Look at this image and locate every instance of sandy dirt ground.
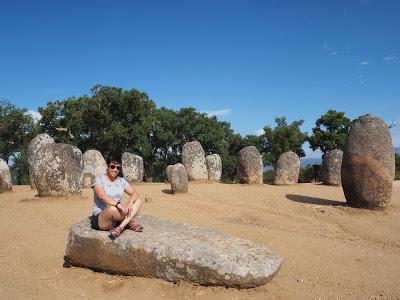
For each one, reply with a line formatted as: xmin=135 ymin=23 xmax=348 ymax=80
xmin=1 ymin=181 xmax=400 ymax=300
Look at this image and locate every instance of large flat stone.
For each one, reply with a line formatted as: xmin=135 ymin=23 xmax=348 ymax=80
xmin=64 ymin=215 xmax=282 ymax=288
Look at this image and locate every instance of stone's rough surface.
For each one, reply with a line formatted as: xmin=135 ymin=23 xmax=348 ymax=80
xmin=321 ymin=149 xmax=343 ymax=186
xmin=274 ymin=151 xmax=300 ymax=185
xmin=237 ymin=146 xmax=263 ymax=184
xmin=206 ymin=154 xmax=222 ymax=181
xmin=64 ymin=215 xmax=282 ymax=288
xmin=28 ymin=133 xmax=55 ymax=189
xmin=341 ymin=116 xmax=395 ymax=209
xmin=165 ymin=165 xmax=174 ymax=182
xmin=32 ymin=143 xmax=83 ymax=197
xmin=0 ymin=159 xmax=12 ymax=192
xmin=170 ymin=163 xmax=189 ymax=193
xmin=182 ymin=141 xmax=208 ymax=181
xmin=122 ymin=152 xmax=144 ymax=183
xmin=82 ymin=150 xmax=107 ymax=188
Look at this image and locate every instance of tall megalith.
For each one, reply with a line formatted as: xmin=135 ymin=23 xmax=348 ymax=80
xmin=341 ymin=116 xmax=395 ymax=209
xmin=28 ymin=133 xmax=54 ymax=189
xmin=32 ymin=143 xmax=83 ymax=197
xmin=237 ymin=146 xmax=263 ymax=184
xmin=182 ymin=141 xmax=208 ymax=181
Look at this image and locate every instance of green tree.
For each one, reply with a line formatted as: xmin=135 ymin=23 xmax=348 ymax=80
xmin=261 ymin=117 xmax=308 ymax=166
xmin=395 ymin=153 xmax=400 ymax=180
xmin=0 ymin=100 xmax=38 ymax=184
xmin=308 ymin=110 xmax=352 ymax=155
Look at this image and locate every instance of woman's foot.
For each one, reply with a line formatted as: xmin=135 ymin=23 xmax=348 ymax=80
xmin=110 ymin=226 xmax=124 ymax=239
xmin=125 ymin=221 xmax=143 ymax=232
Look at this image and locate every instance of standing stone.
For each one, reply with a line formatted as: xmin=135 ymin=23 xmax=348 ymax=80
xmin=65 ymin=215 xmax=282 ymax=288
xmin=341 ymin=116 xmax=395 ymax=209
xmin=321 ymin=149 xmax=343 ymax=185
xmin=32 ymin=143 xmax=83 ymax=197
xmin=0 ymin=159 xmax=12 ymax=192
xmin=82 ymin=150 xmax=107 ymax=188
xmin=182 ymin=141 xmax=208 ymax=181
xmin=165 ymin=165 xmax=174 ymax=182
xmin=237 ymin=146 xmax=263 ymax=184
xmin=206 ymin=154 xmax=222 ymax=181
xmin=28 ymin=133 xmax=55 ymax=189
xmin=274 ymin=151 xmax=300 ymax=185
xmin=122 ymin=152 xmax=144 ymax=183
xmin=170 ymin=163 xmax=188 ymax=193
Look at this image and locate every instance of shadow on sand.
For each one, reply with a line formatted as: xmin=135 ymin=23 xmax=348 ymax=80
xmin=161 ymin=189 xmax=173 ymax=194
xmin=286 ymin=194 xmax=346 ymax=207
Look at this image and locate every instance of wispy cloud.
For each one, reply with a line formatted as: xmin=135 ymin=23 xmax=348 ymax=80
xmin=26 ymin=110 xmax=42 ymax=123
xmin=359 ymin=61 xmax=369 ymax=66
xmin=255 ymin=128 xmax=264 ymax=136
xmin=204 ymin=108 xmax=231 ymax=117
xmin=383 ymin=55 xmax=396 ymax=62
xmin=331 ymin=51 xmax=338 ymax=56
xmin=322 ymin=42 xmax=329 ymax=51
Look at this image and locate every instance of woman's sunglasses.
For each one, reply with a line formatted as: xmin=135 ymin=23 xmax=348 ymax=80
xmin=109 ymin=164 xmax=121 ymax=171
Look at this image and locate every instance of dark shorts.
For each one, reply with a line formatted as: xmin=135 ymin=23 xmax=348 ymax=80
xmin=90 ymin=214 xmax=100 ymax=230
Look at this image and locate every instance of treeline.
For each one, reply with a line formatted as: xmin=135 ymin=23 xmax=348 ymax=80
xmin=1 ymin=85 xmax=398 ymax=184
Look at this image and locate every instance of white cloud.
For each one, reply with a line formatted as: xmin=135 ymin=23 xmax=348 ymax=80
xmin=331 ymin=51 xmax=338 ymax=56
xmin=383 ymin=55 xmax=396 ymax=62
xmin=26 ymin=110 xmax=42 ymax=122
xmin=359 ymin=61 xmax=369 ymax=66
xmin=255 ymin=128 xmax=264 ymax=136
xmin=322 ymin=42 xmax=329 ymax=51
xmin=204 ymin=108 xmax=231 ymax=117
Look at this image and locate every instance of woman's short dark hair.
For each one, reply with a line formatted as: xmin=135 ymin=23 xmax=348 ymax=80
xmin=106 ymin=152 xmax=122 ymax=165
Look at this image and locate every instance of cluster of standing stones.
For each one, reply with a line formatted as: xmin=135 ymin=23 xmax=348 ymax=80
xmin=1 ymin=115 xmax=396 ymax=287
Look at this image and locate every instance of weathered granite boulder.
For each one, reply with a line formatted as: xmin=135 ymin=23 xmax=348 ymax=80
xmin=341 ymin=116 xmax=395 ymax=209
xmin=32 ymin=143 xmax=83 ymax=197
xmin=28 ymin=133 xmax=55 ymax=189
xmin=237 ymin=146 xmax=263 ymax=184
xmin=82 ymin=150 xmax=107 ymax=188
xmin=0 ymin=159 xmax=12 ymax=192
xmin=170 ymin=163 xmax=188 ymax=193
xmin=321 ymin=149 xmax=343 ymax=186
xmin=182 ymin=141 xmax=208 ymax=181
xmin=64 ymin=215 xmax=282 ymax=288
xmin=206 ymin=154 xmax=222 ymax=181
xmin=122 ymin=152 xmax=144 ymax=183
xmin=274 ymin=151 xmax=300 ymax=185
xmin=165 ymin=165 xmax=174 ymax=182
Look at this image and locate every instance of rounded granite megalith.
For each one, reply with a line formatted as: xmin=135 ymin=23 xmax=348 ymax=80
xmin=321 ymin=149 xmax=343 ymax=186
xmin=206 ymin=154 xmax=222 ymax=181
xmin=182 ymin=141 xmax=208 ymax=181
xmin=0 ymin=159 xmax=12 ymax=192
xmin=341 ymin=116 xmax=395 ymax=209
xmin=237 ymin=146 xmax=263 ymax=184
xmin=170 ymin=163 xmax=188 ymax=193
xmin=32 ymin=143 xmax=83 ymax=197
xmin=64 ymin=215 xmax=282 ymax=288
xmin=274 ymin=151 xmax=300 ymax=185
xmin=82 ymin=150 xmax=107 ymax=188
xmin=122 ymin=152 xmax=144 ymax=183
xmin=165 ymin=164 xmax=174 ymax=182
xmin=28 ymin=133 xmax=55 ymax=189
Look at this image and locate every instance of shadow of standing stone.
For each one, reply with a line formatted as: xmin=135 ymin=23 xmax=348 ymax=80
xmin=64 ymin=215 xmax=282 ymax=288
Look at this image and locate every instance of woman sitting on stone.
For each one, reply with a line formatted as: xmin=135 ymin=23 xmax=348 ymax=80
xmin=90 ymin=153 xmax=143 ymax=238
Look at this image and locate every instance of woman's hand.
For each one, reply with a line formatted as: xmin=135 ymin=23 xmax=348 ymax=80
xmin=117 ymin=203 xmax=130 ymax=216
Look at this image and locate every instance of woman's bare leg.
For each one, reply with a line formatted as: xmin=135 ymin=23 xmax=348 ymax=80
xmin=117 ymin=198 xmax=142 ymax=229
xmin=98 ymin=206 xmax=124 ymax=230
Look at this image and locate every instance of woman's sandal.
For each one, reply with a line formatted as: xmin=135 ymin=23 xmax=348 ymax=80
xmin=110 ymin=226 xmax=124 ymax=239
xmin=125 ymin=221 xmax=143 ymax=232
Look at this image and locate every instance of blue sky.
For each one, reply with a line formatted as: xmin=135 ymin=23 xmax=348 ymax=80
xmin=1 ymin=0 xmax=399 ymax=156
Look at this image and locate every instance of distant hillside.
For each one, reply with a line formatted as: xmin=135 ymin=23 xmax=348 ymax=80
xmin=395 ymin=147 xmax=400 ymax=154
xmin=300 ymin=157 xmax=322 ymax=167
